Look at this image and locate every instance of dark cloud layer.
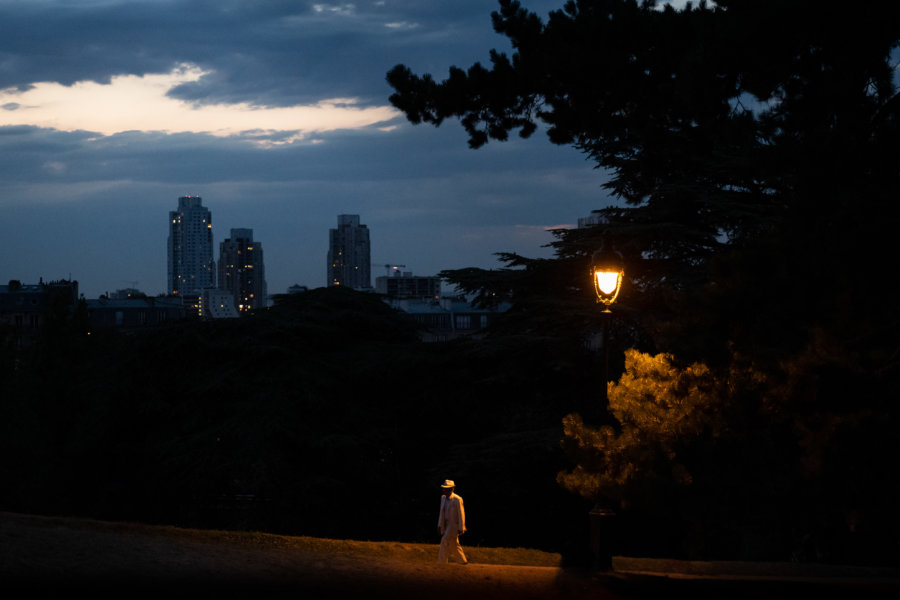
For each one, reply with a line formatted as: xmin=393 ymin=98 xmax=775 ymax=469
xmin=1 ymin=0 xmax=534 ymax=106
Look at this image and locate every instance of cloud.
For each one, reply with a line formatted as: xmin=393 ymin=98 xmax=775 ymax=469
xmin=385 ymin=21 xmax=419 ymax=30
xmin=0 ymin=0 xmax=524 ymax=107
xmin=42 ymin=160 xmax=67 ymax=174
xmin=311 ymin=3 xmax=357 ymax=17
xmin=0 ymin=63 xmax=399 ymax=143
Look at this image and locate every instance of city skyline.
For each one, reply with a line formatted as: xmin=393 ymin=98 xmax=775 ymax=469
xmin=0 ymin=1 xmax=636 ymax=299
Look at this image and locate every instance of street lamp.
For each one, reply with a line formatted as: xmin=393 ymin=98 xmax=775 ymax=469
xmin=590 ymin=237 xmax=624 ymax=408
xmin=588 ymin=235 xmax=625 ymax=572
xmin=590 ymin=243 xmax=624 ymax=312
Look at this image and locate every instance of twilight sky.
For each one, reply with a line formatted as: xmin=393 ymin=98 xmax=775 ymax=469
xmin=0 ymin=0 xmax=675 ymax=299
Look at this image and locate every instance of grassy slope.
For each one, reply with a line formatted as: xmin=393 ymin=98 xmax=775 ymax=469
xmin=3 ymin=511 xmax=562 ymax=568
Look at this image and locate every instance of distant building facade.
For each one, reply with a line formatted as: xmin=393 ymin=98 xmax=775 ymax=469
xmin=218 ymin=228 xmax=267 ymax=312
xmin=384 ymin=296 xmax=510 ymax=342
xmin=200 ymin=289 xmax=240 ymax=319
xmin=376 ymin=271 xmax=441 ymax=299
xmin=86 ymin=296 xmax=186 ymax=329
xmin=327 ymin=214 xmax=371 ymax=290
xmin=1 ymin=278 xmax=80 ymax=343
xmin=168 ymin=195 xmax=216 ymax=302
xmin=109 ymin=288 xmax=146 ymax=300
xmin=578 ymin=211 xmax=608 ymax=229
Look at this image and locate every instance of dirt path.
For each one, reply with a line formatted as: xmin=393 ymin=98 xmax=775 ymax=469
xmin=0 ymin=512 xmax=615 ymax=599
xmin=9 ymin=512 xmax=897 ymax=599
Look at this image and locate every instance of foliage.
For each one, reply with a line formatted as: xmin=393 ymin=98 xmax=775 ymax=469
xmin=388 ymin=1 xmax=900 ymax=562
xmin=388 ymin=0 xmax=900 ymax=364
xmin=558 ymin=347 xmax=900 ymax=562
xmin=439 ymin=252 xmax=610 ymax=341
xmin=559 ymin=350 xmax=726 ymax=502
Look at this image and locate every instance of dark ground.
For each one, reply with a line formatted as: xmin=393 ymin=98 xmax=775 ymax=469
xmin=3 ymin=512 xmax=899 ymax=599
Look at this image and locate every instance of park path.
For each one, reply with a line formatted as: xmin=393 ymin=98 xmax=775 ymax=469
xmin=5 ymin=512 xmax=899 ymax=599
xmin=0 ymin=512 xmax=615 ymax=599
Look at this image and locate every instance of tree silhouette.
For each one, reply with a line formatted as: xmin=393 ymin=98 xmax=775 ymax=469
xmin=388 ymin=0 xmax=899 ymax=361
xmin=389 ymin=0 xmax=900 ymax=562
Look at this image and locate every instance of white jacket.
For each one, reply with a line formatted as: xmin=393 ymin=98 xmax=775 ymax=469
xmin=438 ymin=492 xmax=466 ymax=534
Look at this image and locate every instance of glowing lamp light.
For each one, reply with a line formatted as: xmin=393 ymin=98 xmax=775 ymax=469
xmin=590 ymin=243 xmax=624 ymax=312
xmin=595 ymin=271 xmax=622 ymax=297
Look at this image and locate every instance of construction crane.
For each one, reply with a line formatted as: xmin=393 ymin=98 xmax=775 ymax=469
xmin=373 ymin=264 xmax=406 ymax=276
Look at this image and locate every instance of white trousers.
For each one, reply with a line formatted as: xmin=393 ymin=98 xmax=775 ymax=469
xmin=438 ymin=527 xmax=467 ymax=564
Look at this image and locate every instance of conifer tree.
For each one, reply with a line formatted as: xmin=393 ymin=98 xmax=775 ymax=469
xmin=389 ymin=0 xmax=900 ymax=561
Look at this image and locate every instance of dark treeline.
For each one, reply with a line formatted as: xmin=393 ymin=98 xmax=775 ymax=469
xmin=2 ymin=282 xmax=898 ymax=565
xmin=0 ymin=287 xmax=598 ymax=563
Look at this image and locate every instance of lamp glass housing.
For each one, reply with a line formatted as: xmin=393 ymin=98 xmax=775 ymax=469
xmin=592 ymin=268 xmax=623 ymax=307
xmin=595 ymin=271 xmax=622 ymax=296
xmin=590 ymin=247 xmax=624 ymax=309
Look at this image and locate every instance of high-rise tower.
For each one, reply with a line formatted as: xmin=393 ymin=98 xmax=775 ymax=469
xmin=327 ymin=214 xmax=371 ymax=290
xmin=167 ymin=195 xmax=215 ymax=300
xmin=218 ymin=228 xmax=267 ymax=312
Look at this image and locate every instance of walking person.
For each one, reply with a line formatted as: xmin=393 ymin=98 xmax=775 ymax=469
xmin=437 ymin=479 xmax=467 ymax=564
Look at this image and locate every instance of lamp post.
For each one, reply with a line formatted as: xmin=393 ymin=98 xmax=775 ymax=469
xmin=590 ymin=237 xmax=625 ymax=407
xmin=588 ymin=234 xmax=625 ymax=572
